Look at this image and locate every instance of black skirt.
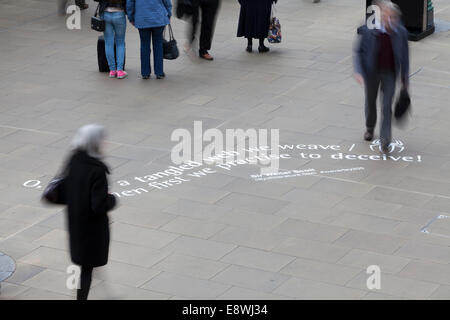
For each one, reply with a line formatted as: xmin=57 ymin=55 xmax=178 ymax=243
xmin=237 ymin=0 xmax=273 ymax=39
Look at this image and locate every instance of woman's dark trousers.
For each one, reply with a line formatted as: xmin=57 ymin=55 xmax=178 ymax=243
xmin=77 ymin=266 xmax=94 ymax=300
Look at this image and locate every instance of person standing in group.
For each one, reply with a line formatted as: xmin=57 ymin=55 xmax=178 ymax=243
xmin=237 ymin=0 xmax=277 ymax=53
xmin=353 ymin=0 xmax=409 ymax=153
xmin=98 ymin=0 xmax=128 ymax=79
xmin=127 ymin=0 xmax=172 ymax=79
xmin=61 ymin=124 xmax=117 ymax=300
xmin=187 ymin=0 xmax=221 ymax=61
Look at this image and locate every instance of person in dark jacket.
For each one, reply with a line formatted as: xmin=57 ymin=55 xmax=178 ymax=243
xmin=237 ymin=0 xmax=277 ymax=53
xmin=62 ymin=124 xmax=117 ymax=300
xmin=353 ymin=0 xmax=409 ymax=153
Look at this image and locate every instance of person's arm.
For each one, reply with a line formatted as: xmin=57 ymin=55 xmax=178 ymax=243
xmin=163 ymin=0 xmax=173 ymax=18
xmin=90 ymin=171 xmax=116 ymax=215
xmin=353 ymin=27 xmax=366 ymax=85
xmin=401 ymin=28 xmax=410 ymax=89
xmin=126 ymin=0 xmax=136 ymax=25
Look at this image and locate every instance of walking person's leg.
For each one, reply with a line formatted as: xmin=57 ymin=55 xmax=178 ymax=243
xmin=151 ymin=26 xmax=165 ymax=78
xmin=364 ymin=75 xmax=380 ymax=141
xmin=75 ymin=0 xmax=88 ymax=10
xmin=379 ymin=71 xmax=396 ymax=150
xmin=139 ymin=28 xmax=152 ymax=78
xmin=103 ymin=12 xmax=117 ymax=77
xmin=113 ymin=12 xmax=127 ymax=78
xmin=77 ymin=266 xmax=94 ymax=300
xmin=199 ymin=0 xmax=220 ymax=59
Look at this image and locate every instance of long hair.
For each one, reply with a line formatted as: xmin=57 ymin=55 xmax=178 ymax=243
xmin=71 ymin=124 xmax=106 ymax=158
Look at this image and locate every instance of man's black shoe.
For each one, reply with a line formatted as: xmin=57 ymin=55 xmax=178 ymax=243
xmin=364 ymin=130 xmax=374 ymax=141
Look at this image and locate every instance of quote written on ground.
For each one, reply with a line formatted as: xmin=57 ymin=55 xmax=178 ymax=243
xmin=22 ymin=140 xmax=423 ymax=199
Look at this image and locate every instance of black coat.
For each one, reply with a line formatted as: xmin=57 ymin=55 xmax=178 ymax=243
xmin=62 ymin=150 xmax=116 ymax=267
xmin=237 ymin=0 xmax=276 ymax=39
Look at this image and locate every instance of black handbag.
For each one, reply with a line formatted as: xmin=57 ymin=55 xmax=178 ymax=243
xmin=394 ymin=88 xmax=411 ymax=119
xmin=91 ymin=4 xmax=105 ymax=32
xmin=42 ymin=176 xmax=66 ymax=204
xmin=163 ymin=24 xmax=179 ymax=60
xmin=42 ymin=160 xmax=69 ymax=205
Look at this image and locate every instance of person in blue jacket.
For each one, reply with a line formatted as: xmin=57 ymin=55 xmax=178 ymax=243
xmin=127 ymin=0 xmax=172 ymax=79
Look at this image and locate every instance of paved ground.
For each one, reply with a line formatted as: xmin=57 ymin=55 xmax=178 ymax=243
xmin=1 ymin=0 xmax=450 ymax=300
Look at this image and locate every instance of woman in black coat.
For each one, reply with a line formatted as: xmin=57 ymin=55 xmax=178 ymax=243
xmin=62 ymin=124 xmax=116 ymax=300
xmin=237 ymin=0 xmax=277 ymax=53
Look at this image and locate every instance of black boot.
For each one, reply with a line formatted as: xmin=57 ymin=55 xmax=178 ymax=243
xmin=246 ymin=38 xmax=252 ymax=53
xmin=258 ymin=38 xmax=269 ymax=53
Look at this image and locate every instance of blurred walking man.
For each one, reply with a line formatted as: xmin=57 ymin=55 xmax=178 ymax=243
xmin=353 ymin=0 xmax=409 ymax=153
xmin=188 ymin=0 xmax=221 ymax=61
xmin=58 ymin=0 xmax=88 ymax=15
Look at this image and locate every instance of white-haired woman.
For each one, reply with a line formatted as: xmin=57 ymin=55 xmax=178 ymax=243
xmin=62 ymin=124 xmax=116 ymax=300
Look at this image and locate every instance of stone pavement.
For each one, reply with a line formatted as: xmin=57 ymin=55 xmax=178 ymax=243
xmin=1 ymin=0 xmax=450 ymax=300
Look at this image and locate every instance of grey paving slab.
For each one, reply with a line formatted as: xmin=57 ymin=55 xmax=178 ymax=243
xmin=110 ymin=222 xmax=179 ymax=250
xmin=217 ymin=286 xmax=291 ymax=300
xmin=141 ymin=272 xmax=230 ymax=299
xmin=273 ymin=237 xmax=351 ymax=263
xmin=337 ymin=249 xmax=411 ymax=274
xmin=272 ymin=277 xmax=367 ymax=300
xmin=211 ymin=226 xmax=287 ymax=251
xmin=152 ymin=253 xmax=228 ymax=280
xmin=89 ymin=282 xmax=171 ymax=300
xmin=220 ymin=247 xmax=295 ymax=273
xmin=215 ymin=192 xmax=290 ymax=214
xmin=428 ymin=285 xmax=450 ymax=300
xmin=212 ymin=265 xmax=289 ymax=293
xmin=160 ymin=216 xmax=227 ymax=239
xmin=394 ymin=241 xmax=450 ymax=264
xmin=333 ymin=230 xmax=407 ymax=255
xmin=398 ymin=260 xmax=450 ymax=286
xmin=346 ymin=271 xmax=439 ymax=300
xmin=279 ymin=257 xmax=361 ymax=286
xmin=5 ymin=262 xmax=44 ymax=285
xmin=272 ymin=218 xmax=348 ymax=243
xmin=162 ymin=235 xmax=236 ymax=261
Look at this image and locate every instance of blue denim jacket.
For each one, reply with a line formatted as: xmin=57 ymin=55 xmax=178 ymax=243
xmin=126 ymin=0 xmax=172 ymax=29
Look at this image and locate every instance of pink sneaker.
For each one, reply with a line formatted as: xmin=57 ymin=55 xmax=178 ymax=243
xmin=117 ymin=70 xmax=128 ymax=79
xmin=109 ymin=70 xmax=117 ymax=78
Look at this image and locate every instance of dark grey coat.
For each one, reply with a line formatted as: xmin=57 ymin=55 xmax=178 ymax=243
xmin=354 ymin=24 xmax=410 ymax=86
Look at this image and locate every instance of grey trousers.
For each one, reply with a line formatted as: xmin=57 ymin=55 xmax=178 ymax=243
xmin=364 ymin=71 xmax=396 ymax=143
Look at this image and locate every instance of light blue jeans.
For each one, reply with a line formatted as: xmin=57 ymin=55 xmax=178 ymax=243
xmin=102 ymin=11 xmax=126 ymax=71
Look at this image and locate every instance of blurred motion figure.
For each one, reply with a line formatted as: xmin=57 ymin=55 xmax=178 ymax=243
xmin=58 ymin=0 xmax=89 ymax=15
xmin=353 ymin=0 xmax=409 ymax=153
xmin=62 ymin=125 xmax=117 ymax=300
xmin=186 ymin=0 xmax=221 ymax=61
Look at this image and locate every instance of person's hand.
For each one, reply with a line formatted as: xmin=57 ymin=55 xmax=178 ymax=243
xmin=354 ymin=73 xmax=364 ymax=86
xmin=130 ymin=21 xmax=135 ymax=26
